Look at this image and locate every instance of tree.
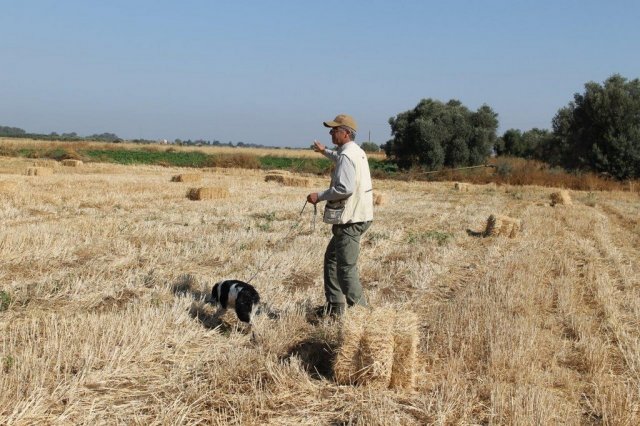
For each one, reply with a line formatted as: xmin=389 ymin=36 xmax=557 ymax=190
xmin=360 ymin=141 xmax=380 ymax=152
xmin=552 ymin=74 xmax=640 ymax=179
xmin=0 ymin=126 xmax=26 ymax=136
xmin=497 ymin=128 xmax=553 ymax=159
xmin=385 ymin=99 xmax=498 ymax=170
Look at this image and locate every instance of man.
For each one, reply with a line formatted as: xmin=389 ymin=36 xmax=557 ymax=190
xmin=307 ymin=114 xmax=374 ymax=316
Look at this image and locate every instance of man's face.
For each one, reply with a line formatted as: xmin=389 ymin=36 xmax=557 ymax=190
xmin=329 ymin=127 xmax=349 ymax=146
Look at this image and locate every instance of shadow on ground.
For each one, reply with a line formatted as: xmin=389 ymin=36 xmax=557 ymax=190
xmin=171 ymin=274 xmax=209 ymax=301
xmin=281 ymin=337 xmax=337 ymax=380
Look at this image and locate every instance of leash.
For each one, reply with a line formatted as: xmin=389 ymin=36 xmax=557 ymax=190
xmin=300 ymin=200 xmax=317 ymax=232
xmin=245 ymin=200 xmax=317 ymax=284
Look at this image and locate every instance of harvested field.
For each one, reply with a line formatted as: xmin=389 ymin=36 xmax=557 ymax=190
xmin=1 ymin=158 xmax=639 ymax=424
xmin=24 ymin=167 xmax=53 ymax=176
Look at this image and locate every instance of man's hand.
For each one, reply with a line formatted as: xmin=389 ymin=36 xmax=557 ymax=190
xmin=306 ymin=192 xmax=319 ymax=205
xmin=311 ymin=140 xmax=326 ymax=153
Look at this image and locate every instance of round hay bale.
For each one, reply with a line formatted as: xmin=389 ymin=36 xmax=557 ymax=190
xmin=484 ymin=214 xmax=522 ymax=238
xmin=550 ymin=190 xmax=572 ymax=206
xmin=186 ymin=186 xmax=229 ymax=201
xmin=25 ymin=167 xmax=53 ymax=176
xmin=373 ymin=192 xmax=386 ymax=206
xmin=62 ymin=159 xmax=83 ymax=167
xmin=389 ymin=312 xmax=419 ymax=390
xmin=171 ymin=173 xmax=202 ymax=183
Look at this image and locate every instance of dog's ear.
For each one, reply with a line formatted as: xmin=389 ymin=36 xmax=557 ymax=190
xmin=211 ymin=283 xmax=219 ymax=302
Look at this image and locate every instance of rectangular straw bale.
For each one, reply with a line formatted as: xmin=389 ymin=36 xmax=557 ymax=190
xmin=389 ymin=312 xmax=419 ymax=390
xmin=171 ymin=173 xmax=202 ymax=183
xmin=265 ymin=174 xmax=311 ymax=187
xmin=373 ymin=191 xmax=386 ymax=206
xmin=484 ymin=214 xmax=521 ymax=238
xmin=454 ymin=182 xmax=470 ymax=192
xmin=25 ymin=167 xmax=53 ymax=176
xmin=356 ymin=307 xmax=396 ymax=389
xmin=62 ymin=159 xmax=83 ymax=167
xmin=550 ymin=190 xmax=572 ymax=206
xmin=0 ymin=181 xmax=17 ymax=192
xmin=187 ymin=186 xmax=229 ymax=200
xmin=333 ymin=306 xmax=369 ymax=385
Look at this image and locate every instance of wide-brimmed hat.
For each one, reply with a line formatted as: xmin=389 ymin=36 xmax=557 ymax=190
xmin=323 ymin=114 xmax=357 ymax=131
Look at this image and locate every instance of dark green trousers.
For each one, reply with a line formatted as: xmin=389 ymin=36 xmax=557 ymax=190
xmin=324 ymin=221 xmax=372 ymax=311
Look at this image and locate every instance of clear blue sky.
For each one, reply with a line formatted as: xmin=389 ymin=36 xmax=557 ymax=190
xmin=2 ymin=1 xmax=639 ymax=147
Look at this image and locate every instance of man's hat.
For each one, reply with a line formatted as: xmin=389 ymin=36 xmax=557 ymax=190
xmin=323 ymin=114 xmax=357 ymax=131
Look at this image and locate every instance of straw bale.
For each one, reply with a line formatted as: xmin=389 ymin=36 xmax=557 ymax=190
xmin=187 ymin=186 xmax=229 ymax=201
xmin=357 ymin=307 xmax=396 ymax=388
xmin=0 ymin=181 xmax=17 ymax=192
xmin=171 ymin=173 xmax=202 ymax=183
xmin=264 ymin=174 xmax=311 ymax=187
xmin=389 ymin=312 xmax=419 ymax=390
xmin=484 ymin=214 xmax=521 ymax=238
xmin=454 ymin=182 xmax=470 ymax=192
xmin=550 ymin=190 xmax=572 ymax=206
xmin=373 ymin=192 xmax=386 ymax=206
xmin=62 ymin=159 xmax=83 ymax=167
xmin=333 ymin=307 xmax=369 ymax=385
xmin=25 ymin=167 xmax=53 ymax=176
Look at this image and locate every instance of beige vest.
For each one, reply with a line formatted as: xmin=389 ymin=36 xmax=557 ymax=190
xmin=335 ymin=142 xmax=374 ymax=224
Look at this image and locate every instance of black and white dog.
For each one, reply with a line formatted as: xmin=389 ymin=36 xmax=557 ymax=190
xmin=209 ymin=279 xmax=261 ymax=324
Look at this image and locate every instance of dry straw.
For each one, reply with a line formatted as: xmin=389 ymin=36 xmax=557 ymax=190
xmin=333 ymin=307 xmax=368 ymax=385
xmin=32 ymin=159 xmax=59 ymax=168
xmin=0 ymin=180 xmax=17 ymax=192
xmin=484 ymin=214 xmax=522 ymax=238
xmin=390 ymin=312 xmax=419 ymax=390
xmin=186 ymin=186 xmax=229 ymax=200
xmin=25 ymin=167 xmax=53 ymax=176
xmin=264 ymin=174 xmax=311 ymax=187
xmin=454 ymin=182 xmax=470 ymax=192
xmin=550 ymin=190 xmax=572 ymax=206
xmin=334 ymin=306 xmax=419 ymax=390
xmin=373 ymin=192 xmax=386 ymax=206
xmin=62 ymin=159 xmax=83 ymax=167
xmin=171 ymin=173 xmax=202 ymax=183
xmin=357 ymin=307 xmax=396 ymax=388
xmin=265 ymin=169 xmax=291 ymax=175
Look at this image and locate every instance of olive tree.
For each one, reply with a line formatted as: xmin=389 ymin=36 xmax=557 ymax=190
xmin=385 ymin=99 xmax=498 ymax=170
xmin=552 ymin=74 xmax=640 ymax=179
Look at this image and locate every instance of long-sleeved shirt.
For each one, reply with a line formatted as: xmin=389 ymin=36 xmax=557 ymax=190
xmin=317 ymin=142 xmax=357 ymax=202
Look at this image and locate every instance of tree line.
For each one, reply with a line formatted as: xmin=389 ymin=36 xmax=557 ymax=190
xmin=0 ymin=127 xmax=273 ymax=149
xmin=383 ymin=74 xmax=639 ymax=180
xmin=3 ymin=73 xmax=638 ymax=179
